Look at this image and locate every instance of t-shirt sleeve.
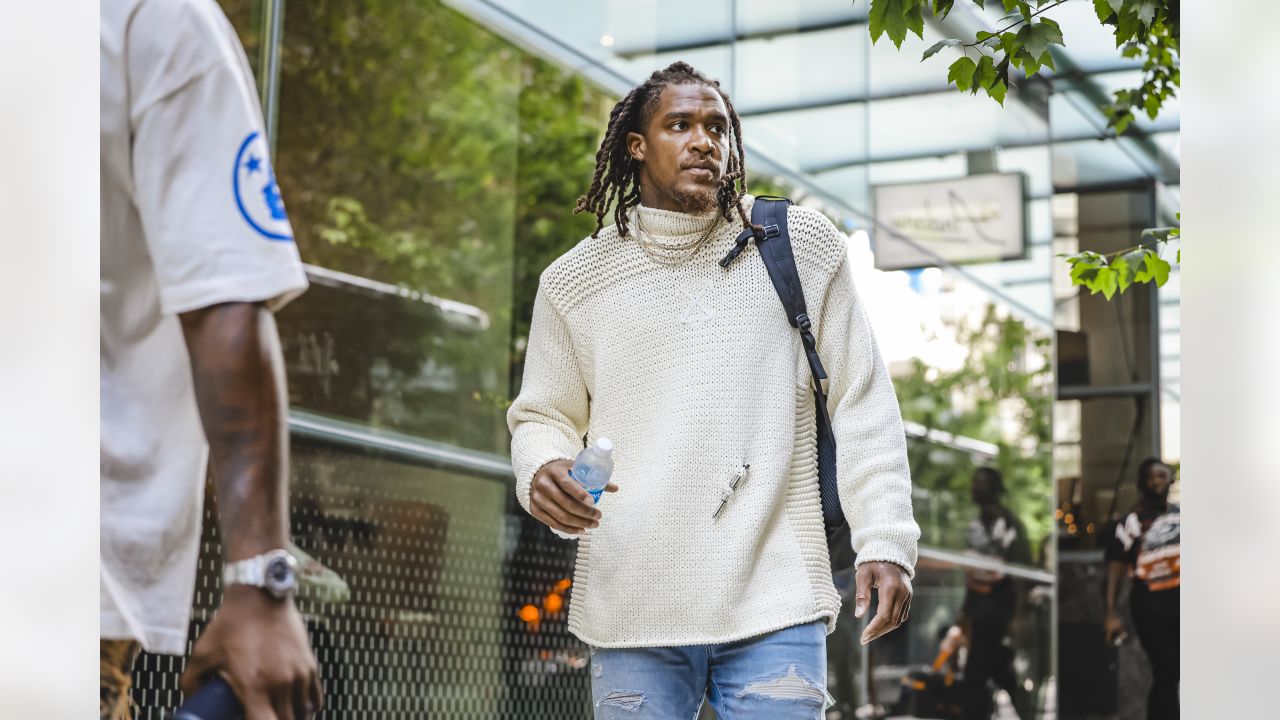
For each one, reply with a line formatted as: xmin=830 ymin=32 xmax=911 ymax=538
xmin=126 ymin=0 xmax=307 ymax=315
xmin=1104 ymin=515 xmax=1138 ymax=566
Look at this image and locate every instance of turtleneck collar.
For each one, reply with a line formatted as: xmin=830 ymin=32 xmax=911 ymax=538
xmin=631 ymin=195 xmax=755 ymax=246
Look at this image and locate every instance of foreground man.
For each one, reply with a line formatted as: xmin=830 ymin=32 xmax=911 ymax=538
xmin=509 ymin=61 xmax=919 ymax=718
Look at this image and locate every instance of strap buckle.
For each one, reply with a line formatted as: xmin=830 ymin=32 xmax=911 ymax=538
xmin=814 ymin=375 xmax=831 ymax=397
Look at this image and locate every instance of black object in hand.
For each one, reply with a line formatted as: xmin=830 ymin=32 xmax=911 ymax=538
xmin=170 ymin=676 xmax=244 ymax=720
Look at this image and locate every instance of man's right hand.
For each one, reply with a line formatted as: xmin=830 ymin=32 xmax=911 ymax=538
xmin=1104 ymin=612 xmax=1128 ymax=646
xmin=530 ymin=459 xmax=618 ymax=535
xmin=181 ymin=585 xmax=323 ymax=720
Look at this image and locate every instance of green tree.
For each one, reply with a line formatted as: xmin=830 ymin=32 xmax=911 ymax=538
xmin=867 ymin=0 xmax=1180 ymax=298
xmin=870 ymin=0 xmax=1178 ymax=128
xmin=892 ymin=303 xmax=1055 ymax=557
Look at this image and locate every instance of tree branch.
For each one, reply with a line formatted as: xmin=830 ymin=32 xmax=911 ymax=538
xmin=962 ymin=0 xmax=1069 ymax=48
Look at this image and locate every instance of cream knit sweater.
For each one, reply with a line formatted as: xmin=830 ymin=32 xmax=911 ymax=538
xmin=508 ymin=195 xmax=920 ymax=648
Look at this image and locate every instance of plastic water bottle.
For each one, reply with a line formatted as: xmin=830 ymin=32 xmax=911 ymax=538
xmin=169 ymin=676 xmax=243 ymax=720
xmin=550 ymin=438 xmax=614 ymax=540
xmin=570 ymin=438 xmax=614 ymax=503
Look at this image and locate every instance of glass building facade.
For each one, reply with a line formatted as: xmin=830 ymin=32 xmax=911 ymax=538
xmin=130 ymin=2 xmax=1179 ymax=718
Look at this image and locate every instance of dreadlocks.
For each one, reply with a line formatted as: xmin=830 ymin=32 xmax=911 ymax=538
xmin=574 ymin=61 xmax=757 ymax=239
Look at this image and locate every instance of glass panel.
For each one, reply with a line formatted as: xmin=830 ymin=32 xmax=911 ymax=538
xmin=736 ymin=0 xmax=868 ymax=34
xmin=131 ymin=439 xmax=593 ymax=718
xmin=889 ymin=299 xmax=1056 ymax=557
xmin=730 ymin=27 xmax=866 ymax=115
xmin=131 ymin=0 xmax=619 ymax=715
xmin=869 ymin=92 xmax=1048 ymax=161
xmin=272 ymin=0 xmax=532 ymax=453
xmin=847 ymin=561 xmax=1054 ymax=718
xmin=740 ymin=104 xmax=868 ymax=172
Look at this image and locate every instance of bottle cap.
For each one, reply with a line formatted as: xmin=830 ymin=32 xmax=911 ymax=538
xmin=594 ymin=438 xmax=614 ymax=454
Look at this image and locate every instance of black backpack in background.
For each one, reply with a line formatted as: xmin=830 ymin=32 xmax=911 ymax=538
xmin=719 ymin=196 xmax=856 ymax=572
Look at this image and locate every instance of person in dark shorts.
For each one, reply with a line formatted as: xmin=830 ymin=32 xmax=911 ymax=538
xmin=941 ymin=467 xmax=1031 ymax=720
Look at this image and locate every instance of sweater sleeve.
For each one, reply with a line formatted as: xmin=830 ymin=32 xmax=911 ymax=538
xmin=507 ymin=284 xmax=590 ymax=515
xmin=816 ymin=249 xmax=921 ymax=578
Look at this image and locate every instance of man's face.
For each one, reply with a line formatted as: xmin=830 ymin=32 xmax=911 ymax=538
xmin=971 ymin=474 xmax=998 ymax=506
xmin=1143 ymin=463 xmax=1173 ymax=499
xmin=627 ymin=83 xmax=730 ymax=214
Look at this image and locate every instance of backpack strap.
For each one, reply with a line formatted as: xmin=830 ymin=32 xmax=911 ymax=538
xmin=739 ymin=197 xmax=830 ymax=400
xmin=728 ymin=197 xmax=843 ymax=530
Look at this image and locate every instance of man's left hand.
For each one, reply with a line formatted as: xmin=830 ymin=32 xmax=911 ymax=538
xmin=854 ymin=561 xmax=913 ymax=645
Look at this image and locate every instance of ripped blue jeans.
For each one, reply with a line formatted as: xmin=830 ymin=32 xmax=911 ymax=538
xmin=588 ymin=620 xmax=830 ymax=719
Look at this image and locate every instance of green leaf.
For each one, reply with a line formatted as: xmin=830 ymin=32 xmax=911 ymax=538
xmin=1067 ymin=252 xmax=1105 ymax=285
xmin=987 ymin=79 xmax=1008 ymax=105
xmin=973 ymin=0 xmax=985 ymax=7
xmin=1144 ymin=92 xmax=1160 ymax=119
xmin=1136 ymin=1 xmax=1156 ymax=26
xmin=1146 ymin=253 xmax=1171 ymax=286
xmin=1176 ymin=248 xmax=1180 ymax=264
xmin=1018 ymin=24 xmax=1050 ymax=63
xmin=1113 ymin=256 xmax=1133 ymax=292
xmin=995 ymin=54 xmax=1012 ymax=86
xmin=1003 ymin=0 xmax=1019 ymax=11
xmin=869 ymin=0 xmax=918 ymax=49
xmin=948 ymin=56 xmax=978 ymax=91
xmin=905 ymin=1 xmax=926 ymax=39
xmin=1000 ymin=32 xmax=1021 ymax=55
xmin=1038 ymin=17 xmax=1064 ymax=46
xmin=1115 ymin=9 xmax=1141 ymax=45
xmin=975 ymin=55 xmax=998 ymax=91
xmin=1088 ymin=267 xmax=1119 ymax=299
xmin=922 ymin=38 xmax=962 ymax=61
xmin=1015 ymin=46 xmax=1042 ymax=76
xmin=1132 ymin=250 xmax=1171 ymax=286
xmin=1094 ymin=0 xmax=1114 ymax=22
xmin=1107 ymin=0 xmax=1124 ymax=12
xmin=1071 ymin=266 xmax=1099 ymax=287
xmin=933 ymin=0 xmax=956 ymax=19
xmin=1018 ymin=1 xmax=1033 ymax=20
xmin=1113 ymin=111 xmax=1133 ymax=133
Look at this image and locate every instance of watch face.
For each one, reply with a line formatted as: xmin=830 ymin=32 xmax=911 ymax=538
xmin=264 ymin=555 xmax=297 ymax=597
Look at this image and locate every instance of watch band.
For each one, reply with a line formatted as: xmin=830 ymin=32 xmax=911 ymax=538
xmin=223 ymin=548 xmax=295 ymax=592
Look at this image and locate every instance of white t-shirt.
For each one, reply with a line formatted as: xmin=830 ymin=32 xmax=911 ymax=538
xmin=100 ymin=0 xmax=308 ymax=654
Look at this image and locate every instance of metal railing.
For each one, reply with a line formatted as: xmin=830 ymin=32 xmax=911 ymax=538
xmin=291 ymin=410 xmax=1052 ymax=582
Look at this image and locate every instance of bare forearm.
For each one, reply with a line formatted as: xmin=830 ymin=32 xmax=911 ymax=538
xmin=1105 ymin=561 xmax=1126 ymax=614
xmin=180 ymin=302 xmax=290 ymax=562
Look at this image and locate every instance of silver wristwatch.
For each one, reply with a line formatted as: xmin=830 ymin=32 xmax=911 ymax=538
xmin=223 ymin=548 xmax=298 ymax=599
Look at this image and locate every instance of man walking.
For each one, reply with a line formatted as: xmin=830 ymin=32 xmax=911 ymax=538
xmin=1105 ymin=458 xmax=1180 ymax=720
xmin=101 ymin=1 xmax=321 ymax=717
xmin=508 ymin=62 xmax=919 ymax=718
xmin=943 ymin=467 xmax=1032 ymax=719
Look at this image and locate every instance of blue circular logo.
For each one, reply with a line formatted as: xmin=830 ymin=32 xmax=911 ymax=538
xmin=233 ymin=131 xmax=292 ymax=241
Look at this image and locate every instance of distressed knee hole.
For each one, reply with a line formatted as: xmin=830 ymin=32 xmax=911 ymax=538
xmin=598 ymin=690 xmax=646 ymax=712
xmin=736 ymin=664 xmax=825 ymax=705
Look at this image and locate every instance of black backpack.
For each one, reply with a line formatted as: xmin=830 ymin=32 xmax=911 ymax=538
xmin=719 ymin=196 xmax=856 ymax=572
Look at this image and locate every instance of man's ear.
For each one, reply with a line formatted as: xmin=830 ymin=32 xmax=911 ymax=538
xmin=626 ymin=131 xmax=645 ymax=162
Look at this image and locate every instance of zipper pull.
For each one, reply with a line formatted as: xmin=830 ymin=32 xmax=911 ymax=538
xmin=712 ymin=464 xmax=750 ymax=519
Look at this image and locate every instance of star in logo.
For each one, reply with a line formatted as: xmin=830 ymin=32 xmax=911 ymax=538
xmin=678 ymin=280 xmax=716 ymax=326
xmin=244 ymin=155 xmax=263 ymax=174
